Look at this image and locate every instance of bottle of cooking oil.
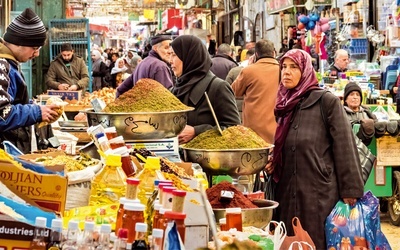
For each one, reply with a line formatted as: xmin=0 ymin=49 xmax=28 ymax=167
xmin=135 ymin=156 xmax=160 ymax=205
xmin=89 ymin=154 xmax=127 ymax=206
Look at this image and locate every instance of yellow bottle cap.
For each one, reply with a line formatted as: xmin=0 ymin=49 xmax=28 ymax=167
xmin=105 ymin=154 xmax=122 ymax=167
xmin=145 ymin=156 xmax=160 ymax=170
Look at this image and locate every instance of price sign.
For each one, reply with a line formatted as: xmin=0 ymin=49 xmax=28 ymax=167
xmin=376 ymin=136 xmax=400 ymax=166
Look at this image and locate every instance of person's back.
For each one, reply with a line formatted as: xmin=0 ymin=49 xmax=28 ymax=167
xmin=231 ymin=40 xmax=279 ymax=144
xmin=226 ymin=48 xmax=255 ymax=84
xmin=210 ymin=43 xmax=238 ymax=80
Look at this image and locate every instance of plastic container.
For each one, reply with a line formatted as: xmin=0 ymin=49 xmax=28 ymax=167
xmin=172 ymin=190 xmax=186 ymax=213
xmin=164 ymin=211 xmax=186 ymax=242
xmin=162 ymin=186 xmax=176 ymax=209
xmin=226 ymin=207 xmax=242 ymax=231
xmin=104 ymin=126 xmax=118 ymax=140
xmin=136 ymin=156 xmax=161 ymax=204
xmin=158 ymin=182 xmax=173 ymax=205
xmin=113 ymin=146 xmax=135 ymax=177
xmin=151 ymin=228 xmax=164 ymax=250
xmin=109 ymin=136 xmax=126 ymax=150
xmin=121 ymin=203 xmax=145 ymax=243
xmin=115 ymin=228 xmax=129 ymax=250
xmin=152 ymin=203 xmax=163 ymax=229
xmin=89 ymin=154 xmax=127 ymax=206
xmin=126 ymin=178 xmax=140 ymax=200
xmin=131 ymin=223 xmax=149 ymax=249
xmin=219 ymin=218 xmax=228 ymax=231
xmin=29 ymin=217 xmax=47 ymax=250
xmin=98 ymin=136 xmax=111 ymax=152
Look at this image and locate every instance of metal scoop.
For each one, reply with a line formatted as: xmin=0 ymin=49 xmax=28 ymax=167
xmin=204 ymin=92 xmax=223 ymax=135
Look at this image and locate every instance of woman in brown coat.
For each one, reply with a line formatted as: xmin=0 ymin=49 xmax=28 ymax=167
xmin=266 ymin=49 xmax=364 ymax=249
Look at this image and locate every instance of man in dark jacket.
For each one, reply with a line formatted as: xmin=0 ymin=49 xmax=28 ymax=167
xmin=329 ymin=49 xmax=349 ymax=79
xmin=116 ymin=35 xmax=173 ymax=97
xmin=46 ymin=43 xmax=89 ymax=92
xmin=210 ymin=43 xmax=238 ymax=80
xmin=0 ymin=8 xmax=60 ymax=153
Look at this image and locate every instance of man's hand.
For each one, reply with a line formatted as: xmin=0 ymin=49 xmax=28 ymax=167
xmin=40 ymin=104 xmax=60 ymax=123
xmin=343 ymin=198 xmax=357 ymax=206
xmin=178 ymin=125 xmax=195 ymax=144
xmin=58 ymin=83 xmax=69 ymax=90
xmin=68 ymin=84 xmax=78 ymax=91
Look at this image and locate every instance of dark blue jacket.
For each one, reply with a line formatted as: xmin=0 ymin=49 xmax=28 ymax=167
xmin=0 ymin=43 xmax=42 ymax=153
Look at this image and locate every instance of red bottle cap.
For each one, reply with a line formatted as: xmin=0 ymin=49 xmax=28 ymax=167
xmin=162 ymin=186 xmax=176 ymax=193
xmin=126 ymin=178 xmax=140 ymax=185
xmin=172 ymin=190 xmax=187 ymax=197
xmin=164 ymin=211 xmax=186 ymax=220
xmin=117 ymin=228 xmax=129 ymax=239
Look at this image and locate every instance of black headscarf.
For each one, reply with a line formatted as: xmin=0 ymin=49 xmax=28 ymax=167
xmin=171 ymin=35 xmax=212 ymax=100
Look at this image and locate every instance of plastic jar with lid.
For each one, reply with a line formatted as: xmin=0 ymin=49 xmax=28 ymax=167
xmin=219 ymin=218 xmax=228 ymax=231
xmin=162 ymin=186 xmax=176 ymax=209
xmin=226 ymin=207 xmax=242 ymax=231
xmin=115 ymin=197 xmax=127 ymax=234
xmin=104 ymin=126 xmax=118 ymax=140
xmin=109 ymin=136 xmax=126 ymax=150
xmin=158 ymin=182 xmax=173 ymax=205
xmin=164 ymin=211 xmax=186 ymax=243
xmin=152 ymin=202 xmax=163 ymax=229
xmin=98 ymin=136 xmax=111 ymax=152
xmin=172 ymin=190 xmax=186 ymax=213
xmin=121 ymin=203 xmax=145 ymax=243
xmin=125 ymin=178 xmax=140 ymax=200
xmin=113 ymin=146 xmax=135 ymax=177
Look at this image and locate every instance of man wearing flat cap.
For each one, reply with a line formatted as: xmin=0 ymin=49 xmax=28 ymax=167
xmin=0 ymin=8 xmax=60 ymax=153
xmin=116 ymin=34 xmax=173 ymax=97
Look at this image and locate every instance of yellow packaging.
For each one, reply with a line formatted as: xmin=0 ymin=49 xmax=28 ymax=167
xmin=63 ymin=203 xmax=119 ymax=230
xmin=0 ymin=155 xmax=68 ymax=213
xmin=89 ymin=154 xmax=126 ymax=206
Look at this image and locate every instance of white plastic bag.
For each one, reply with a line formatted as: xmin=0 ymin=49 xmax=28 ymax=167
xmin=264 ymin=220 xmax=286 ymax=250
xmin=288 ymin=241 xmax=314 ymax=250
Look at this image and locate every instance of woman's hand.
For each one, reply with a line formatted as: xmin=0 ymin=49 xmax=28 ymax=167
xmin=343 ymin=198 xmax=357 ymax=206
xmin=178 ymin=125 xmax=195 ymax=144
xmin=265 ymin=152 xmax=274 ymax=175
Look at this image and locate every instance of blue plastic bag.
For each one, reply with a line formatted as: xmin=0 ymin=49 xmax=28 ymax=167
xmin=325 ymin=191 xmax=391 ymax=249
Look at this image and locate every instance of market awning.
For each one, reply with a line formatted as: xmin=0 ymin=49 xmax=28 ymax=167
xmin=89 ymin=23 xmax=109 ymax=32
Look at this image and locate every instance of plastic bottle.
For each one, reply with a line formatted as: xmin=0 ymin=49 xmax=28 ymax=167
xmin=136 ymin=157 xmax=161 ymax=204
xmin=171 ymin=190 xmax=186 ymax=213
xmin=47 ymin=218 xmax=63 ymax=250
xmin=125 ymin=178 xmax=140 ymax=201
xmin=152 ymin=203 xmax=163 ymax=229
xmin=151 ymin=228 xmax=164 ymax=250
xmin=219 ymin=218 xmax=228 ymax=231
xmin=226 ymin=207 xmax=242 ymax=231
xmin=78 ymin=221 xmax=95 ymax=249
xmin=63 ymin=221 xmax=80 ymax=250
xmin=114 ymin=228 xmax=128 ymax=250
xmin=98 ymin=136 xmax=111 ymax=152
xmin=96 ymin=224 xmax=112 ymax=250
xmin=89 ymin=154 xmax=127 ymax=206
xmin=131 ymin=223 xmax=149 ymax=250
xmin=161 ymin=186 xmax=176 ymax=209
xmin=113 ymin=147 xmax=135 ymax=177
xmin=157 ymin=182 xmax=173 ymax=205
xmin=109 ymin=136 xmax=126 ymax=150
xmin=164 ymin=211 xmax=186 ymax=243
xmin=30 ymin=217 xmax=47 ymax=250
xmin=121 ymin=203 xmax=146 ymax=243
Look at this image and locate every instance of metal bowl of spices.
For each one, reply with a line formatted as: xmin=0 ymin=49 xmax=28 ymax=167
xmin=213 ymin=200 xmax=279 ymax=229
xmin=181 ymin=147 xmax=273 ymax=177
xmin=82 ymin=108 xmax=194 ymax=141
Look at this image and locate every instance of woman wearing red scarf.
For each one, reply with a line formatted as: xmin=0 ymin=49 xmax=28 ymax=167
xmin=266 ymin=49 xmax=364 ymax=249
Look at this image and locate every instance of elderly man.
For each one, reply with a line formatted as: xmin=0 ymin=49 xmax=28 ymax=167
xmin=46 ymin=43 xmax=89 ymax=92
xmin=116 ymin=35 xmax=173 ymax=97
xmin=329 ymin=49 xmax=349 ymax=79
xmin=231 ymin=40 xmax=279 ymax=144
xmin=0 ymin=8 xmax=60 ymax=153
xmin=210 ymin=43 xmax=238 ymax=80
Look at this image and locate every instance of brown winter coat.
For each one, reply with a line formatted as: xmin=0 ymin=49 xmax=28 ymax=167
xmin=231 ymin=58 xmax=279 ymax=143
xmin=273 ymin=90 xmax=364 ymax=250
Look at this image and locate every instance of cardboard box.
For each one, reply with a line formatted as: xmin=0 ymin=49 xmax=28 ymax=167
xmin=47 ymin=90 xmax=82 ymax=101
xmin=0 ymin=158 xmax=67 ymax=213
xmin=0 ymin=214 xmax=52 ymax=249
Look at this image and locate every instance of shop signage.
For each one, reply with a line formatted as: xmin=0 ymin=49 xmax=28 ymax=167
xmin=376 ymin=136 xmax=400 ymax=166
xmin=144 ymin=9 xmax=155 ymax=20
xmin=267 ymin=0 xmax=332 ymax=14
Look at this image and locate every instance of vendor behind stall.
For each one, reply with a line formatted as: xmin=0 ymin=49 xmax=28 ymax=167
xmin=329 ymin=49 xmax=349 ymax=79
xmin=343 ymin=82 xmax=378 ymax=146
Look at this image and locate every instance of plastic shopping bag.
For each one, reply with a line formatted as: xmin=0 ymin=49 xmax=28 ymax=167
xmin=325 ymin=191 xmax=391 ymax=249
xmin=264 ymin=220 xmax=286 ymax=250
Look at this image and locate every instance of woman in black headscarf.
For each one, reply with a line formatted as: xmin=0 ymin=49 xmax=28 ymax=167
xmin=170 ymin=35 xmax=240 ymax=144
xmin=265 ymin=49 xmax=363 ymax=249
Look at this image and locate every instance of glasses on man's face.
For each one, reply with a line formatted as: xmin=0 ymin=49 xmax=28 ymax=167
xmin=32 ymin=46 xmax=42 ymax=52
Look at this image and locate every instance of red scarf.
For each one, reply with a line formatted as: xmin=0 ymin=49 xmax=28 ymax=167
xmin=273 ymin=49 xmax=321 ymax=182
